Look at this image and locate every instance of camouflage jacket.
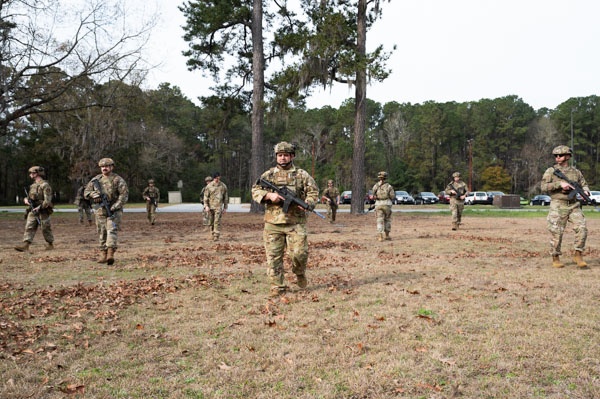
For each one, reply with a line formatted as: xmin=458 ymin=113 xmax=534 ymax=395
xmin=74 ymin=185 xmax=90 ymax=206
xmin=252 ymin=164 xmax=319 ymax=225
xmin=445 ymin=180 xmax=468 ymax=198
xmin=203 ymin=180 xmax=228 ymax=210
xmin=322 ymin=187 xmax=340 ymax=206
xmin=541 ymin=164 xmax=589 ymax=200
xmin=28 ymin=179 xmax=53 ymax=212
xmin=372 ymin=181 xmax=395 ymax=205
xmin=84 ymin=173 xmax=129 ymax=215
xmin=142 ymin=186 xmax=160 ymax=202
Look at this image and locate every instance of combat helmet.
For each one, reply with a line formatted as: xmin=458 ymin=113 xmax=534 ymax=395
xmin=28 ymin=166 xmax=45 ymax=177
xmin=274 ymin=141 xmax=295 ymax=155
xmin=204 ymin=176 xmax=213 ymax=183
xmin=552 ymin=145 xmax=572 ymax=155
xmin=452 ymin=172 xmax=461 ymax=178
xmin=148 ymin=179 xmax=155 ymax=184
xmin=98 ymin=158 xmax=115 ymax=167
xmin=377 ymin=171 xmax=388 ymax=180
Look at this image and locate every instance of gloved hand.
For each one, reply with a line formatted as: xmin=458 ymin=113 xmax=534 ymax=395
xmin=91 ymin=192 xmax=102 ymax=203
xmin=110 ymin=204 xmax=117 ymax=212
xmin=306 ymin=201 xmax=315 ymax=211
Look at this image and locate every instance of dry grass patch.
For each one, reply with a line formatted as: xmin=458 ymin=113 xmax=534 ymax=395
xmin=1 ymin=211 xmax=599 ymax=398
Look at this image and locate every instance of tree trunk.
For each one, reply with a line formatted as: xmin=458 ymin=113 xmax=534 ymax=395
xmin=250 ymin=0 xmax=265 ymax=213
xmin=351 ymin=0 xmax=367 ymax=215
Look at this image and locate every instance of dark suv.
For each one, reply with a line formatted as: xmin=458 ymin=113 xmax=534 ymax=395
xmin=414 ymin=192 xmax=439 ymax=205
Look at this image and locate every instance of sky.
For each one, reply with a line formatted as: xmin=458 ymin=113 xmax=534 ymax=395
xmin=141 ymin=0 xmax=600 ymax=111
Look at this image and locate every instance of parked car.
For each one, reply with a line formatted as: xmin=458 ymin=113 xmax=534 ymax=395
xmin=576 ymin=190 xmax=600 ymax=205
xmin=530 ymin=195 xmax=551 ymax=206
xmin=394 ymin=191 xmax=415 ymax=205
xmin=414 ymin=192 xmax=439 ymax=205
xmin=464 ymin=191 xmax=489 ymax=205
xmin=438 ymin=191 xmax=450 ymax=204
xmin=340 ymin=191 xmax=352 ymax=204
xmin=365 ymin=190 xmax=375 ymax=205
xmin=486 ymin=191 xmax=505 ymax=204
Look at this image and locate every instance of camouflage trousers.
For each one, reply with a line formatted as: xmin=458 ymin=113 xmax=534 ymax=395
xmin=375 ymin=205 xmax=392 ymax=233
xmin=206 ymin=208 xmax=223 ymax=237
xmin=202 ymin=210 xmax=210 ymax=226
xmin=95 ymin=209 xmax=122 ymax=250
xmin=546 ymin=200 xmax=587 ymax=256
xmin=450 ymin=199 xmax=464 ymax=224
xmin=327 ymin=204 xmax=338 ymax=223
xmin=78 ymin=204 xmax=93 ymax=223
xmin=22 ymin=211 xmax=53 ymax=244
xmin=146 ymin=202 xmax=157 ymax=224
xmin=263 ymin=222 xmax=308 ymax=288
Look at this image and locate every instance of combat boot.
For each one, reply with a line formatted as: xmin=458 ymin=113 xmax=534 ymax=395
xmin=573 ymin=251 xmax=588 ymax=268
xmin=107 ymin=248 xmax=115 ymax=266
xmin=296 ymin=274 xmax=308 ymax=289
xmin=44 ymin=242 xmax=54 ymax=251
xmin=385 ymin=232 xmax=391 ymax=241
xmin=97 ymin=250 xmax=108 ymax=264
xmin=88 ymin=220 xmax=94 ymax=226
xmin=377 ymin=233 xmax=384 ymax=242
xmin=14 ymin=242 xmax=30 ymax=252
xmin=552 ymin=255 xmax=564 ymax=268
xmin=452 ymin=222 xmax=458 ymax=231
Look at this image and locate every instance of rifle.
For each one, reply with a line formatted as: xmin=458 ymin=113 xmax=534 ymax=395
xmin=24 ymin=187 xmax=42 ymax=225
xmin=552 ymin=168 xmax=598 ymax=210
xmin=322 ymin=191 xmax=338 ymax=208
xmin=148 ymin=196 xmax=158 ymax=209
xmin=90 ymin=178 xmax=114 ymax=220
xmin=257 ymin=178 xmax=325 ymax=219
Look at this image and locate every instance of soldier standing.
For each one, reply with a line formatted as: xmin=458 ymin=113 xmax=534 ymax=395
xmin=203 ymin=172 xmax=228 ymax=241
xmin=84 ymin=158 xmax=128 ymax=265
xmin=75 ymin=184 xmax=93 ymax=225
xmin=540 ymin=145 xmax=589 ymax=268
xmin=15 ymin=166 xmax=55 ymax=252
xmin=251 ymin=142 xmax=319 ymax=296
xmin=445 ymin=172 xmax=468 ymax=230
xmin=321 ymin=179 xmax=340 ymax=223
xmin=200 ymin=176 xmax=213 ymax=228
xmin=372 ymin=171 xmax=395 ymax=241
xmin=142 ymin=179 xmax=160 ymax=225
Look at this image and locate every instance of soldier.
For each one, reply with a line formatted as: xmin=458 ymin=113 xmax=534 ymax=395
xmin=200 ymin=176 xmax=213 ymax=228
xmin=372 ymin=171 xmax=395 ymax=241
xmin=75 ymin=184 xmax=93 ymax=225
xmin=321 ymin=179 xmax=340 ymax=223
xmin=540 ymin=145 xmax=589 ymax=268
xmin=15 ymin=166 xmax=55 ymax=252
xmin=445 ymin=172 xmax=468 ymax=230
xmin=142 ymin=179 xmax=160 ymax=225
xmin=84 ymin=158 xmax=128 ymax=265
xmin=251 ymin=142 xmax=319 ymax=296
xmin=203 ymin=172 xmax=228 ymax=241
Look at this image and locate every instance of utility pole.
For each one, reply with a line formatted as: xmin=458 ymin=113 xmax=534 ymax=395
xmin=570 ymin=108 xmax=575 ymax=167
xmin=467 ymin=139 xmax=474 ymax=191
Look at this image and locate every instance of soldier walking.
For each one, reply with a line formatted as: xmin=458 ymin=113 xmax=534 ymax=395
xmin=203 ymin=172 xmax=228 ymax=241
xmin=321 ymin=179 xmax=340 ymax=223
xmin=372 ymin=171 xmax=395 ymax=241
xmin=142 ymin=179 xmax=160 ymax=225
xmin=15 ymin=166 xmax=55 ymax=252
xmin=75 ymin=184 xmax=93 ymax=225
xmin=252 ymin=142 xmax=319 ymax=297
xmin=200 ymin=176 xmax=213 ymax=228
xmin=445 ymin=172 xmax=468 ymax=230
xmin=541 ymin=145 xmax=590 ymax=268
xmin=84 ymin=158 xmax=128 ymax=265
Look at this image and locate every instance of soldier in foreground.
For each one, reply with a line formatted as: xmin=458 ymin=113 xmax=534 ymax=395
xmin=203 ymin=172 xmax=228 ymax=241
xmin=251 ymin=142 xmax=319 ymax=297
xmin=15 ymin=166 xmax=55 ymax=252
xmin=372 ymin=171 xmax=395 ymax=241
xmin=321 ymin=179 xmax=340 ymax=223
xmin=142 ymin=179 xmax=160 ymax=225
xmin=85 ymin=158 xmax=128 ymax=265
xmin=540 ymin=145 xmax=589 ymax=268
xmin=445 ymin=172 xmax=468 ymax=230
xmin=74 ymin=184 xmax=93 ymax=225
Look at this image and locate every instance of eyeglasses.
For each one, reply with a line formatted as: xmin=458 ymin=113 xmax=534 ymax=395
xmin=554 ymin=154 xmax=568 ymax=157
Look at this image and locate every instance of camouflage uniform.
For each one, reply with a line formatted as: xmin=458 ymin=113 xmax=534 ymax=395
xmin=445 ymin=172 xmax=468 ymax=230
xmin=321 ymin=181 xmax=340 ymax=223
xmin=203 ymin=174 xmax=228 ymax=241
xmin=372 ymin=172 xmax=395 ymax=241
xmin=84 ymin=158 xmax=128 ymax=265
xmin=541 ymin=159 xmax=588 ymax=260
xmin=200 ymin=176 xmax=213 ymax=227
xmin=15 ymin=166 xmax=54 ymax=251
xmin=251 ymin=142 xmax=319 ymax=295
xmin=142 ymin=180 xmax=160 ymax=225
xmin=75 ymin=185 xmax=93 ymax=225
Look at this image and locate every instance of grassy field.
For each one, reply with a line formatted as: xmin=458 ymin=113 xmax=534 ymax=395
xmin=1 ymin=209 xmax=599 ymax=398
